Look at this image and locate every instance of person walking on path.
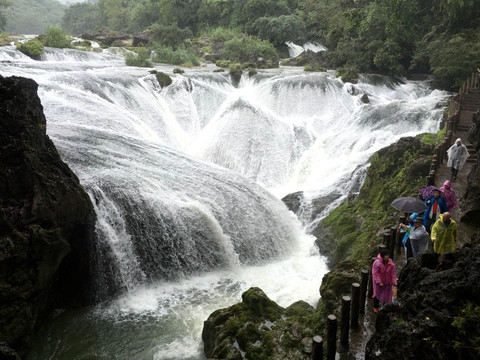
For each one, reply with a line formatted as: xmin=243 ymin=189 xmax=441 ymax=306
xmin=408 ymin=217 xmax=430 ymax=257
xmin=431 ymin=212 xmax=457 ymax=255
xmin=440 ymin=180 xmax=458 ymax=214
xmin=447 ymin=138 xmax=470 ymax=180
xmin=423 ymin=188 xmax=448 ymax=233
xmin=372 ymin=248 xmax=397 ymax=312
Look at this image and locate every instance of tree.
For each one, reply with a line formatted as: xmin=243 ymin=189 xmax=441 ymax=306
xmin=252 ymin=15 xmax=306 ymax=46
xmin=0 ymin=0 xmax=10 ymax=31
xmin=62 ymin=2 xmax=102 ymax=35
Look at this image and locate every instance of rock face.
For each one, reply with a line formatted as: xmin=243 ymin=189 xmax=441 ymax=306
xmin=365 ymin=241 xmax=480 ymax=360
xmin=202 ymin=287 xmax=316 ymax=359
xmin=0 ymin=76 xmax=94 ymax=355
xmin=463 ymin=110 xmax=480 ymax=224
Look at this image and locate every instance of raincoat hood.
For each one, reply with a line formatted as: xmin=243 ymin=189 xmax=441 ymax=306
xmin=443 ymin=180 xmax=451 ymax=189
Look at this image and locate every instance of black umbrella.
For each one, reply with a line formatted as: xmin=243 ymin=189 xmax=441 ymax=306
xmin=391 ymin=196 xmax=427 ymax=213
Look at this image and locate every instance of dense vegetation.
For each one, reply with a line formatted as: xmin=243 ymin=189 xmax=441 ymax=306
xmin=3 ymin=0 xmax=65 ymax=34
xmin=1 ymin=0 xmax=479 ymax=88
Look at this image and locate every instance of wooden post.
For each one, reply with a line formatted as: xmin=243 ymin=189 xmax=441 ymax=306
xmin=339 ymin=295 xmax=351 ymax=351
xmin=368 ymin=256 xmax=376 ymax=298
xmin=326 ymin=315 xmax=337 ymax=360
xmin=359 ymin=270 xmax=369 ymax=315
xmin=312 ymin=335 xmax=323 ymax=360
xmin=351 ymin=282 xmax=360 ymax=330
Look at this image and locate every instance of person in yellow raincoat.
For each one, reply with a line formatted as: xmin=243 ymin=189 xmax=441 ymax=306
xmin=431 ymin=212 xmax=457 ymax=255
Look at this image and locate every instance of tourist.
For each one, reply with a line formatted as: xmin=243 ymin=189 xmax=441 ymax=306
xmin=408 ymin=217 xmax=430 ymax=257
xmin=372 ymin=248 xmax=397 ymax=312
xmin=423 ymin=188 xmax=448 ymax=233
xmin=447 ymin=138 xmax=470 ymax=180
xmin=440 ymin=180 xmax=458 ymax=214
xmin=399 ymin=213 xmax=417 ymax=259
xmin=431 ymin=212 xmax=457 ymax=255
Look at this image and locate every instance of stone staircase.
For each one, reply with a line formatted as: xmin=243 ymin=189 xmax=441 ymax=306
xmin=458 ymin=90 xmax=480 ymax=163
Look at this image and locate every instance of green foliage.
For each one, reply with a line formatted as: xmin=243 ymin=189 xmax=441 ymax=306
xmin=252 ymin=15 xmax=306 ymax=46
xmin=4 ymin=0 xmax=65 ymax=34
xmin=0 ymin=0 xmax=9 ymax=32
xmin=200 ymin=26 xmax=240 ymax=42
xmin=124 ymin=48 xmax=153 ymax=68
xmin=197 ymin=0 xmax=234 ymax=29
xmin=18 ymin=38 xmax=45 ymax=58
xmin=151 ymin=42 xmax=200 ymax=66
xmin=425 ymin=29 xmax=480 ymax=90
xmin=0 ymin=31 xmax=10 ymax=46
xmin=62 ymin=2 xmax=102 ymax=35
xmin=421 ymin=126 xmax=447 ymax=145
xmin=222 ymin=34 xmax=278 ymax=63
xmin=149 ymin=23 xmax=193 ymax=49
xmin=42 ymin=26 xmax=71 ymax=48
xmin=451 ymin=302 xmax=480 ymax=356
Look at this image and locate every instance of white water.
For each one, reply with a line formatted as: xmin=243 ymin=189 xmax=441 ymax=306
xmin=0 ymin=45 xmax=449 ymax=359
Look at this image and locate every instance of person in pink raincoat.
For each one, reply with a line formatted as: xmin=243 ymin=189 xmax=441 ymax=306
xmin=440 ymin=180 xmax=458 ymax=213
xmin=372 ymin=248 xmax=397 ymax=312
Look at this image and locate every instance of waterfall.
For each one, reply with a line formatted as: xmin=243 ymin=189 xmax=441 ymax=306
xmin=0 ymin=45 xmax=450 ymax=360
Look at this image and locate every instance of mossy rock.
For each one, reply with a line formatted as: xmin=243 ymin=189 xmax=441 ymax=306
xmin=17 ymin=38 xmax=45 ymax=60
xmin=229 ymin=63 xmax=243 ymax=83
xmin=155 ymin=72 xmax=172 ymax=88
xmin=173 ymin=68 xmax=185 ymax=74
xmin=248 ymin=67 xmax=257 ymax=76
xmin=202 ymin=287 xmax=314 ymax=359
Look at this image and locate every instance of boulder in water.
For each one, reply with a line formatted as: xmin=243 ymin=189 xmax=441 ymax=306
xmin=202 ymin=287 xmax=316 ymax=359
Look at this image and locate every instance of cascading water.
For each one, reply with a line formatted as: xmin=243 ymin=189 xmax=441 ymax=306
xmin=0 ymin=44 xmax=449 ymax=359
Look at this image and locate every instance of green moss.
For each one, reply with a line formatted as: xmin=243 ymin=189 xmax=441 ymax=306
xmin=18 ymin=38 xmax=45 ymax=58
xmin=248 ymin=67 xmax=257 ymax=76
xmin=173 ymin=68 xmax=184 ymax=74
xmin=229 ymin=63 xmax=243 ymax=83
xmin=155 ymin=72 xmax=172 ymax=87
xmin=216 ymin=59 xmax=231 ymax=68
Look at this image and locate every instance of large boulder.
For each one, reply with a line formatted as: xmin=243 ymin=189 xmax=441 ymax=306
xmin=0 ymin=75 xmax=95 ymax=355
xmin=365 ymin=242 xmax=480 ymax=360
xmin=202 ymin=287 xmax=316 ymax=359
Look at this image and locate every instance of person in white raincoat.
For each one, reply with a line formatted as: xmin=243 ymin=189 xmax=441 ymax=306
xmin=447 ymin=138 xmax=469 ymax=180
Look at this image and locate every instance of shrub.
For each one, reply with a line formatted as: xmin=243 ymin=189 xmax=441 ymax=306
xmin=125 ymin=48 xmax=153 ymax=68
xmin=42 ymin=26 xmax=71 ymax=48
xmin=222 ymin=34 xmax=278 ymax=63
xmin=151 ymin=43 xmax=200 ymax=66
xmin=201 ymin=27 xmax=241 ymax=42
xmin=18 ymin=38 xmax=45 ymax=59
xmin=148 ymin=23 xmax=192 ymax=49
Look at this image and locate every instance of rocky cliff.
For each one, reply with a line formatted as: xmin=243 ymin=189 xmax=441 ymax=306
xmin=0 ymin=75 xmax=94 ymax=356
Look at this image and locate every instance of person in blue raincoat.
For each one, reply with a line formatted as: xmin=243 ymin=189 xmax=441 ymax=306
xmin=423 ymin=188 xmax=448 ymax=233
xmin=399 ymin=213 xmax=418 ymax=259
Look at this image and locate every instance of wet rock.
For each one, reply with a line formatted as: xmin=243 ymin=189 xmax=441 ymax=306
xmin=360 ymin=93 xmax=370 ymax=104
xmin=365 ymin=243 xmax=480 ymax=360
xmin=0 ymin=75 xmax=95 ymax=355
xmin=202 ymin=287 xmax=315 ymax=359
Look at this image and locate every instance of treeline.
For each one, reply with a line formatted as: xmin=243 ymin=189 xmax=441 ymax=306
xmin=1 ymin=0 xmax=479 ymax=89
xmin=3 ymin=0 xmax=65 ymax=35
